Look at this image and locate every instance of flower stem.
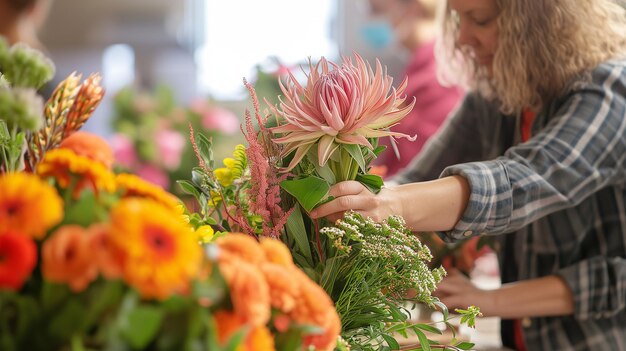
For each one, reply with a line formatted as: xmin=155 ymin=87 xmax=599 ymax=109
xmin=314 ymin=218 xmax=324 ymax=262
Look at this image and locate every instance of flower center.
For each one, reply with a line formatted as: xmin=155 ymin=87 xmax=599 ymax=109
xmin=144 ymin=225 xmax=175 ymax=259
xmin=4 ymin=201 xmax=21 ymax=216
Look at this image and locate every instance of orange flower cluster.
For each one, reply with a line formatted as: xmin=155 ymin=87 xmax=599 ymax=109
xmin=1 ymin=134 xmax=203 ymax=302
xmin=214 ymin=234 xmax=341 ymax=351
xmin=0 ymin=172 xmax=62 ymax=291
xmin=59 ymin=131 xmax=115 ymax=169
xmin=36 ymin=148 xmax=116 ymax=198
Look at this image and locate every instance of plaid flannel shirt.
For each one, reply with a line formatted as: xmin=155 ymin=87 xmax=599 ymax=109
xmin=394 ymin=59 xmax=626 ymax=350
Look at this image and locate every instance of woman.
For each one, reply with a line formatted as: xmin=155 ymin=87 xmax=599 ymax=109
xmin=310 ymin=0 xmax=626 ymax=349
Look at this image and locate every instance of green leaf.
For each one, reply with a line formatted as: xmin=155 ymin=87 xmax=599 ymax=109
xmin=41 ymin=282 xmax=70 ymax=312
xmin=280 ymin=176 xmax=329 ymax=212
xmin=414 ymin=323 xmax=443 ymax=335
xmin=355 ymin=173 xmax=384 ymax=194
xmin=191 ymin=168 xmax=210 ymax=189
xmin=195 ymin=133 xmax=214 ymax=169
xmin=177 ymin=180 xmax=201 ymax=199
xmin=223 ymin=327 xmax=247 ymax=351
xmin=48 ymin=299 xmax=87 ymax=340
xmin=343 ymin=144 xmax=367 ymax=173
xmin=320 ymin=256 xmax=343 ymax=294
xmin=434 ymin=301 xmax=449 ymax=320
xmin=285 ymin=206 xmax=313 ymax=265
xmin=381 ymin=334 xmax=400 ymax=350
xmin=63 ymin=191 xmax=103 ymax=226
xmin=373 ymin=145 xmax=387 ymax=156
xmin=455 ymin=342 xmax=476 ymax=350
xmin=313 ymin=162 xmax=336 ymax=184
xmin=83 ymin=281 xmax=124 ymax=331
xmin=121 ymin=305 xmax=164 ymax=349
xmin=413 ymin=329 xmax=431 ymax=351
xmin=205 ymin=315 xmax=221 ymax=351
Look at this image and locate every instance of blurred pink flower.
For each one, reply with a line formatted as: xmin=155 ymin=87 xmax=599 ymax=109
xmin=191 ymin=100 xmax=240 ymax=135
xmin=156 ymin=129 xmax=185 ymax=170
xmin=269 ymin=54 xmax=416 ymax=171
xmin=136 ymin=164 xmax=169 ymax=188
xmin=110 ymin=133 xmax=137 ymax=168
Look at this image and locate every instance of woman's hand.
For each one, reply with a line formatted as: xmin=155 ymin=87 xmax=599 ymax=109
xmin=433 ymin=269 xmax=496 ymax=316
xmin=309 ymin=176 xmax=470 ymax=231
xmin=308 ymin=181 xmax=404 ymax=223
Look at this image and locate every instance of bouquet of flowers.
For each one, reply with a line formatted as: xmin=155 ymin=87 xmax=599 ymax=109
xmin=110 ymin=84 xmax=241 ymax=192
xmin=0 ymin=40 xmax=341 ymax=351
xmin=180 ymin=54 xmax=481 ymax=350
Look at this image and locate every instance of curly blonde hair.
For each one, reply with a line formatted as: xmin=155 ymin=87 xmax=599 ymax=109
xmin=437 ymin=0 xmax=626 ymax=113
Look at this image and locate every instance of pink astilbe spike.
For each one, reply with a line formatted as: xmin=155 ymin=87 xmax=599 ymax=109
xmin=240 ymin=80 xmax=292 ymax=238
xmin=188 ymin=123 xmax=208 ymax=172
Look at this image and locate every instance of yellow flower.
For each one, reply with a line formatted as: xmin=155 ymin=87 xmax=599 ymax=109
xmin=195 ymin=225 xmax=214 ymax=244
xmin=109 ymin=198 xmax=201 ymax=300
xmin=214 ymin=145 xmax=247 ymax=187
xmin=36 ymin=148 xmax=116 ymax=198
xmin=208 ymin=190 xmax=222 ymax=208
xmin=214 ymin=166 xmax=234 ymax=187
xmin=176 ymin=204 xmax=190 ymax=223
xmin=0 ymin=172 xmax=63 ymax=239
xmin=116 ymin=173 xmax=181 ymax=212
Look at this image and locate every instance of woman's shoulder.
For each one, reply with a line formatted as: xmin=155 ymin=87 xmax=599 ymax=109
xmin=588 ymin=58 xmax=626 ymax=85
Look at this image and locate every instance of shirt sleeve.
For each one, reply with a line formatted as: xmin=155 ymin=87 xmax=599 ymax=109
xmin=392 ymin=93 xmax=499 ymax=184
xmin=441 ymin=62 xmax=626 ymax=239
xmin=556 ymin=256 xmax=626 ymax=320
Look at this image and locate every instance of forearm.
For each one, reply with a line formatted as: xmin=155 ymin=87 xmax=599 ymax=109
xmin=483 ymin=275 xmax=574 ymax=319
xmin=394 ymin=175 xmax=470 ymax=231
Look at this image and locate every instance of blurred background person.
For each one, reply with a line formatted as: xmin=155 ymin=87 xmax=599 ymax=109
xmin=0 ymin=0 xmax=51 ymax=51
xmin=361 ymin=0 xmax=463 ymax=178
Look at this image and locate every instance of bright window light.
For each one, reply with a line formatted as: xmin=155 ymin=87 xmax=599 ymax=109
xmin=197 ymin=0 xmax=337 ymax=100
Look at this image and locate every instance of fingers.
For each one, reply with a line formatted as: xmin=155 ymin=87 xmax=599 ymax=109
xmin=328 ymin=181 xmax=367 ymax=197
xmin=310 ymin=194 xmax=371 ymax=219
xmin=310 ymin=181 xmax=370 ymax=219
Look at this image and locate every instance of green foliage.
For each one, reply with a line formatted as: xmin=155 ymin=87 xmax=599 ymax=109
xmin=0 ymin=262 xmax=273 ymax=351
xmin=280 ymin=176 xmax=330 ymax=212
xmin=0 ymin=39 xmax=53 ymax=172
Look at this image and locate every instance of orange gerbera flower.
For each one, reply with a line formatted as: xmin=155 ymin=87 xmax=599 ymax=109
xmin=0 ymin=231 xmax=37 ymax=291
xmin=36 ymin=148 xmax=116 ymax=198
xmin=259 ymin=263 xmax=298 ymax=313
xmin=42 ymin=225 xmax=99 ymax=292
xmin=213 ymin=310 xmax=276 ymax=351
xmin=108 ymin=198 xmax=201 ymax=300
xmin=290 ymin=269 xmax=341 ymax=351
xmin=218 ymin=256 xmax=271 ymax=327
xmin=88 ymin=223 xmax=123 ymax=279
xmin=260 ymin=238 xmax=294 ymax=267
xmin=59 ymin=131 xmax=114 ymax=169
xmin=215 ymin=233 xmax=266 ymax=265
xmin=0 ymin=172 xmax=63 ymax=239
xmin=115 ymin=173 xmax=181 ymax=212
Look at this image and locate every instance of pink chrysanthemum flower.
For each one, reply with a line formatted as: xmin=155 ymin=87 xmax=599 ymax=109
xmin=269 ymin=54 xmax=415 ymax=174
